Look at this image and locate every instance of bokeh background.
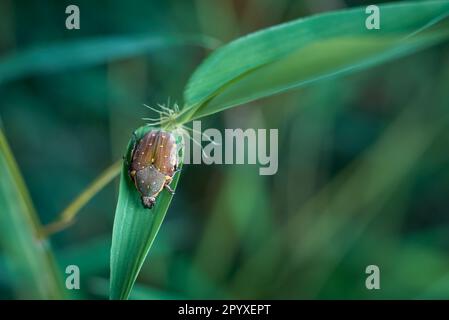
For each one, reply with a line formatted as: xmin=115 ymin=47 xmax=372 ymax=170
xmin=1 ymin=0 xmax=449 ymax=299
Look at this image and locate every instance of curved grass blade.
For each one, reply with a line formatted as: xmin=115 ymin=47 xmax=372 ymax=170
xmin=110 ymin=126 xmax=184 ymax=300
xmin=0 ymin=129 xmax=65 ymax=299
xmin=92 ymin=278 xmax=186 ymax=300
xmin=0 ymin=34 xmax=219 ymax=85
xmin=183 ymin=1 xmax=449 ymax=120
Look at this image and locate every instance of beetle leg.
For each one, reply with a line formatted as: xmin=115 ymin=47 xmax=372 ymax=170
xmin=164 ymin=184 xmax=175 ymax=195
xmin=130 ymin=132 xmax=138 ymax=156
xmin=124 ymin=132 xmax=138 ymax=164
xmin=126 ymin=132 xmax=139 ymax=180
xmin=173 ymin=164 xmax=182 ymax=174
xmin=128 ymin=169 xmax=136 ymax=181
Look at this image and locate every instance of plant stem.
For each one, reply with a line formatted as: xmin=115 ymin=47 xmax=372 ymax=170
xmin=0 ymin=129 xmax=65 ymax=298
xmin=42 ymin=159 xmax=122 ymax=237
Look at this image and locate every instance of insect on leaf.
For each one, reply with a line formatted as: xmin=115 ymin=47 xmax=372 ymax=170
xmin=110 ymin=126 xmax=184 ymax=300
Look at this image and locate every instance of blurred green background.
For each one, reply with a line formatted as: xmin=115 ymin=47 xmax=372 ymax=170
xmin=1 ymin=0 xmax=449 ymax=299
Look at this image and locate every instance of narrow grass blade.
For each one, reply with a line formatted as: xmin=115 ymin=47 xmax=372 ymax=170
xmin=0 ymin=34 xmax=219 ymax=85
xmin=92 ymin=278 xmax=185 ymax=300
xmin=43 ymin=160 xmax=122 ymax=237
xmin=110 ymin=126 xmax=184 ymax=300
xmin=0 ymin=129 xmax=65 ymax=299
xmin=183 ymin=1 xmax=449 ymax=120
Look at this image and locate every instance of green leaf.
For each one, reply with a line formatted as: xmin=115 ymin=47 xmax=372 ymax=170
xmin=0 ymin=34 xmax=219 ymax=85
xmin=110 ymin=126 xmax=184 ymax=300
xmin=183 ymin=0 xmax=449 ymax=120
xmin=92 ymin=278 xmax=185 ymax=300
xmin=0 ymin=129 xmax=65 ymax=299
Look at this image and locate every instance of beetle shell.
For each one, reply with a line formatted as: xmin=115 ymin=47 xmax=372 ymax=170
xmin=129 ymin=129 xmax=179 ymax=209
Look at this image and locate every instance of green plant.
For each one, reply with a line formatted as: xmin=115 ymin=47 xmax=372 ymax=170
xmin=0 ymin=129 xmax=65 ymax=299
xmin=109 ymin=1 xmax=449 ymax=299
xmin=0 ymin=0 xmax=448 ymax=300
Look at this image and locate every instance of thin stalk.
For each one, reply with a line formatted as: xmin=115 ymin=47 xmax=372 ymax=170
xmin=43 ymin=159 xmax=122 ymax=237
xmin=0 ymin=130 xmax=44 ymax=236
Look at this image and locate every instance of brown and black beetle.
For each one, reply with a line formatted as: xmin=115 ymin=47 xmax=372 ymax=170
xmin=128 ymin=129 xmax=180 ymax=209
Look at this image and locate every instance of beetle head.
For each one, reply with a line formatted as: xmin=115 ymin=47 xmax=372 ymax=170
xmin=142 ymin=196 xmax=156 ymax=209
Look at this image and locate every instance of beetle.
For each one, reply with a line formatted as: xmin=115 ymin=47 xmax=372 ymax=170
xmin=128 ymin=129 xmax=180 ymax=209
